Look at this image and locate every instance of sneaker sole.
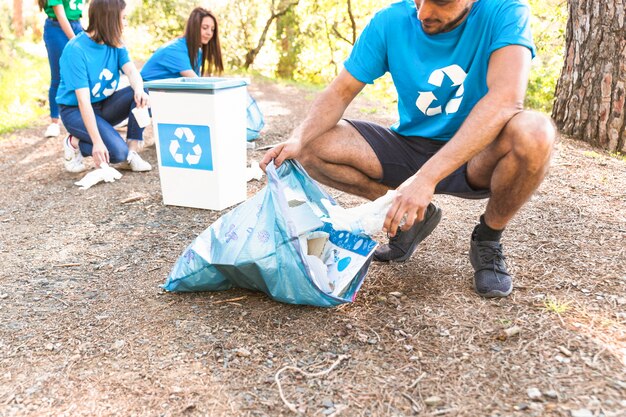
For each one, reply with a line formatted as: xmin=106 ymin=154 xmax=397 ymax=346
xmin=376 ymin=206 xmax=443 ymax=263
xmin=473 ymin=282 xmax=513 ymax=298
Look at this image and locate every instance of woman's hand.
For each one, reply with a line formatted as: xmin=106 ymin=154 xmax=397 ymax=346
xmin=134 ymin=90 xmax=149 ymax=108
xmin=91 ymin=142 xmax=110 ymax=168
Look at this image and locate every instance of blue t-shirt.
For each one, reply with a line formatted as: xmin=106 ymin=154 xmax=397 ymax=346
xmin=56 ymin=32 xmax=130 ymax=106
xmin=140 ymin=37 xmax=202 ymax=81
xmin=344 ymin=0 xmax=536 ymax=141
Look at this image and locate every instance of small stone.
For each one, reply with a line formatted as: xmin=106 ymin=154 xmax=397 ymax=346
xmin=555 ymin=354 xmax=570 ymax=363
xmin=0 ymin=293 xmax=8 ymax=299
xmin=322 ymin=398 xmax=334 ymax=408
xmin=527 ymin=387 xmax=542 ymax=401
xmin=236 ymin=348 xmax=251 ymax=357
xmin=544 ymin=390 xmax=558 ymax=399
xmin=113 ymin=340 xmax=125 ymax=350
xmin=45 ymin=343 xmax=54 ymax=351
xmin=404 ymin=345 xmax=413 ymax=352
xmin=409 ymin=356 xmax=420 ymax=362
xmin=558 ymin=346 xmax=572 ymax=357
xmin=514 ymin=403 xmax=529 ymax=411
xmin=424 ymin=396 xmax=442 ymax=406
xmin=570 ymin=409 xmax=593 ymax=417
xmin=367 ymin=338 xmax=377 ymax=345
xmin=389 ymin=292 xmax=403 ymax=298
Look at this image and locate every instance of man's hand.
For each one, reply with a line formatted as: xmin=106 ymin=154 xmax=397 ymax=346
xmin=259 ymin=139 xmax=302 ymax=172
xmin=91 ymin=142 xmax=110 ymax=168
xmin=383 ymin=173 xmax=436 ymax=237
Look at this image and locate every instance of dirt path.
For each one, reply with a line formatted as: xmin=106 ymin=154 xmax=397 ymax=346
xmin=1 ymin=78 xmax=625 ymax=417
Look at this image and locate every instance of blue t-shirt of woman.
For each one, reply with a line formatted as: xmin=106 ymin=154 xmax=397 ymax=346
xmin=140 ymin=37 xmax=202 ymax=81
xmin=56 ymin=32 xmax=130 ymax=106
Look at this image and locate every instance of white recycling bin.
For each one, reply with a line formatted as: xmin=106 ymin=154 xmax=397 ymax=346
xmin=145 ymin=77 xmax=249 ymax=210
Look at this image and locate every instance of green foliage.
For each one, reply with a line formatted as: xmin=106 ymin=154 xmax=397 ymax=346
xmin=0 ymin=40 xmax=49 ymax=135
xmin=526 ymin=0 xmax=567 ymax=113
xmin=127 ymin=0 xmax=197 ymax=61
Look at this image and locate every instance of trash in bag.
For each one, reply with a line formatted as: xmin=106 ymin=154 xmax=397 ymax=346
xmin=162 ymin=160 xmax=378 ymax=307
xmin=246 ymin=92 xmax=264 ymax=141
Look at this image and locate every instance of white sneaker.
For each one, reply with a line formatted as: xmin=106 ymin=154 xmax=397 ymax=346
xmin=63 ymin=135 xmax=86 ymax=173
xmin=45 ymin=123 xmax=61 ymax=138
xmin=126 ymin=150 xmax=152 ymax=172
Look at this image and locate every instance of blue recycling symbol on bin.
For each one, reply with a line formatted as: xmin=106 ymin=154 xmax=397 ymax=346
xmin=157 ymin=123 xmax=213 ymax=171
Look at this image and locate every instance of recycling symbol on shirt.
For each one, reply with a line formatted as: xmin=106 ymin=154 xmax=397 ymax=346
xmin=91 ymin=68 xmax=117 ymax=98
xmin=169 ymin=127 xmax=202 ymax=165
xmin=415 ymin=64 xmax=467 ymax=116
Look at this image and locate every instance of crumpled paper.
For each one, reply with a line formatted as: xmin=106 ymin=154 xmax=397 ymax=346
xmin=74 ymin=163 xmax=123 ymax=190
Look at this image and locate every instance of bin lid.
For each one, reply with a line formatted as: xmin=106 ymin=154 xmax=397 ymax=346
xmin=144 ymin=77 xmax=249 ymax=90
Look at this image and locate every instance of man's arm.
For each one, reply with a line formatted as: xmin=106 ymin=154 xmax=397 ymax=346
xmin=384 ymin=45 xmax=532 ymax=235
xmin=260 ymin=69 xmax=366 ymax=170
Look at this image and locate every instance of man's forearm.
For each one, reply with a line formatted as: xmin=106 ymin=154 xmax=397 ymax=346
xmin=292 ymin=69 xmax=365 ymax=146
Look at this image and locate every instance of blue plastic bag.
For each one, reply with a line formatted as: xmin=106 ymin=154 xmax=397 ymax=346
xmin=162 ymin=160 xmax=377 ymax=307
xmin=246 ymin=92 xmax=264 ymax=141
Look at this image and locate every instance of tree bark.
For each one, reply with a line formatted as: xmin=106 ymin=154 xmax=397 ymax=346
xmin=552 ymin=0 xmax=625 ymax=152
xmin=244 ymin=0 xmax=299 ymax=69
xmin=13 ymin=0 xmax=23 ymax=38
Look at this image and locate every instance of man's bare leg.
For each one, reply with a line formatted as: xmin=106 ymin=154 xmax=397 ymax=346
xmin=468 ymin=111 xmax=556 ymax=228
xmin=298 ymin=120 xmax=390 ymax=201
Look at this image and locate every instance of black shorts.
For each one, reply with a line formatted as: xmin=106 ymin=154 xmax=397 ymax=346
xmin=346 ymin=119 xmax=490 ymax=200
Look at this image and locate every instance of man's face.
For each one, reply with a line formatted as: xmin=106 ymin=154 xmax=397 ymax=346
xmin=414 ymin=0 xmax=475 ymax=35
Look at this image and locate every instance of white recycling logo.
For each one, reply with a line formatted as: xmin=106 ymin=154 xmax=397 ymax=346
xmin=91 ymin=68 xmax=117 ymax=98
xmin=415 ymin=64 xmax=467 ymax=116
xmin=169 ymin=127 xmax=202 ymax=165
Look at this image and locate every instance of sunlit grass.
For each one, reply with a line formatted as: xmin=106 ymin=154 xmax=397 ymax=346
xmin=0 ymin=41 xmax=49 ymax=135
xmin=544 ymin=297 xmax=571 ymax=314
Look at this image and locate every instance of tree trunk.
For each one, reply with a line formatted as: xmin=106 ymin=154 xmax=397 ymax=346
xmin=13 ymin=0 xmax=23 ymax=38
xmin=552 ymin=0 xmax=625 ymax=152
xmin=244 ymin=0 xmax=299 ymax=70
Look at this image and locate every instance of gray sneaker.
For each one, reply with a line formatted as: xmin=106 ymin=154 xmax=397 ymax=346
xmin=469 ymin=225 xmax=512 ymax=298
xmin=373 ymin=203 xmax=442 ymax=263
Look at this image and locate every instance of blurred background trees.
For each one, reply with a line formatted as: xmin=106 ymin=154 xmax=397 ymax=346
xmin=4 ymin=0 xmax=623 ymax=153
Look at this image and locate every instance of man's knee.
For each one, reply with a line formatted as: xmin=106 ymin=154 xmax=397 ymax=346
xmin=507 ymin=111 xmax=556 ymax=166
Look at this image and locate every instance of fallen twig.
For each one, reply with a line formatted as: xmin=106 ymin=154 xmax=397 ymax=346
xmin=120 ymin=193 xmax=147 ymax=204
xmin=53 ymin=263 xmax=81 ymax=268
xmin=431 ymin=408 xmax=457 ymax=416
xmin=402 ymin=392 xmax=422 ymax=413
xmin=275 ymin=354 xmax=350 ymax=413
xmin=212 ymin=296 xmax=248 ymax=305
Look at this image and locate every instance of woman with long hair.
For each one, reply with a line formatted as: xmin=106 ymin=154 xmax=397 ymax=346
xmin=38 ymin=0 xmax=84 ymax=138
xmin=57 ymin=0 xmax=152 ymax=173
xmin=141 ymin=7 xmax=224 ymax=80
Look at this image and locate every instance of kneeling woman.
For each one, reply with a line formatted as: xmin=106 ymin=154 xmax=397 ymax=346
xmin=57 ymin=0 xmax=151 ymax=173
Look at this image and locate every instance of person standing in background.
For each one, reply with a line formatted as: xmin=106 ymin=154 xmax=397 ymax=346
xmin=38 ymin=0 xmax=84 ymax=138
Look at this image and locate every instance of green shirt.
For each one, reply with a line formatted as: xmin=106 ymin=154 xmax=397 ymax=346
xmin=44 ymin=0 xmax=84 ymax=21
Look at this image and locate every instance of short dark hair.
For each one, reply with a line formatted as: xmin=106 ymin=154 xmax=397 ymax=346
xmin=86 ymin=0 xmax=126 ymax=47
xmin=184 ymin=7 xmax=224 ymax=76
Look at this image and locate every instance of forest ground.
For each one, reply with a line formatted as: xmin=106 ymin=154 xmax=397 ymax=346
xmin=1 ymin=78 xmax=625 ymax=417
